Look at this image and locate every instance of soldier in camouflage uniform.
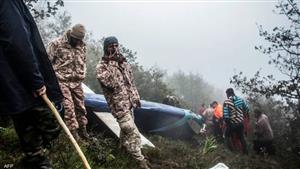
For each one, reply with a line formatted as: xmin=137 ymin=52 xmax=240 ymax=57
xmin=47 ymin=24 xmax=90 ymax=140
xmin=96 ymin=37 xmax=150 ymax=169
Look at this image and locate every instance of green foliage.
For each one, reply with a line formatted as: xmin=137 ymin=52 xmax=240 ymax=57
xmin=84 ymin=34 xmax=103 ymax=94
xmin=230 ymin=0 xmax=300 ymax=116
xmin=0 ymin=127 xmax=19 ymax=146
xmin=0 ymin=127 xmax=23 ymax=168
xmin=25 ymin=0 xmax=64 ymax=19
xmin=133 ymin=65 xmax=174 ymax=103
xmin=146 ymin=135 xmax=287 ymax=169
xmin=230 ymin=1 xmax=300 ymax=160
xmin=1 ymin=126 xmax=298 ymax=169
xmin=246 ymin=96 xmax=300 ymax=168
xmin=119 ymin=44 xmax=138 ymax=65
xmin=144 ymin=135 xmax=206 ymax=169
xmin=201 ymin=137 xmax=217 ymax=155
xmin=43 ymin=133 xmax=139 ymax=169
xmin=167 ymin=71 xmax=225 ymax=112
xmin=37 ymin=11 xmax=72 ymax=45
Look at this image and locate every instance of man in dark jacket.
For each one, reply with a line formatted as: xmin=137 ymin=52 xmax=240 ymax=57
xmin=0 ymin=0 xmax=64 ymax=168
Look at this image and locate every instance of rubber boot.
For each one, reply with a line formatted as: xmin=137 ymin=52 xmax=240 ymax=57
xmin=78 ymin=127 xmax=97 ymax=142
xmin=78 ymin=126 xmax=90 ymax=139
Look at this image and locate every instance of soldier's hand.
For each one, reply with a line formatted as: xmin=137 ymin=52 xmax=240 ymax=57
xmin=109 ymin=49 xmax=118 ymax=57
xmin=134 ymin=100 xmax=141 ymax=108
xmin=33 ymin=85 xmax=46 ymax=98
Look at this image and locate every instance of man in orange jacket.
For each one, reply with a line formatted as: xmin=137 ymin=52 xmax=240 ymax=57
xmin=212 ymin=101 xmax=224 ymax=141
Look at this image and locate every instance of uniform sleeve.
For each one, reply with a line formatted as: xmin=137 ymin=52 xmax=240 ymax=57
xmin=0 ymin=4 xmax=44 ymax=91
xmin=82 ymin=46 xmax=87 ymax=79
xmin=96 ymin=62 xmax=116 ymax=89
xmin=72 ymin=45 xmax=87 ymax=81
xmin=78 ymin=46 xmax=87 ymax=80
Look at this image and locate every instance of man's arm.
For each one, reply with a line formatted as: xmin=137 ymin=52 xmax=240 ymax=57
xmin=0 ymin=2 xmax=45 ymax=92
xmin=77 ymin=46 xmax=87 ymax=80
xmin=96 ymin=63 xmax=116 ymax=90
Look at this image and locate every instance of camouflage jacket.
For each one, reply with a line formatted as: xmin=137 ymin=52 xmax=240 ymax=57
xmin=47 ymin=30 xmax=86 ymax=83
xmin=96 ymin=55 xmax=140 ymax=118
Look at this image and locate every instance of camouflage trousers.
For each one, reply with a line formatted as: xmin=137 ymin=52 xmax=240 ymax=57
xmin=59 ymin=82 xmax=88 ymax=131
xmin=117 ymin=112 xmax=144 ymax=161
xmin=10 ymin=105 xmax=60 ymax=165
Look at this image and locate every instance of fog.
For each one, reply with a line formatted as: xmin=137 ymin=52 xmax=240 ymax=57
xmin=64 ymin=0 xmax=287 ymax=90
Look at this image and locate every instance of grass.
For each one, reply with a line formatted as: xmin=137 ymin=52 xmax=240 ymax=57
xmin=0 ymin=126 xmax=299 ymax=169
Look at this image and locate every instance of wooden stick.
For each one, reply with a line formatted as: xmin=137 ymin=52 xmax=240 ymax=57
xmin=41 ymin=94 xmax=91 ymax=169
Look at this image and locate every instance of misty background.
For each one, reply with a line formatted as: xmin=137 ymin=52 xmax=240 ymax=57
xmin=35 ymin=0 xmax=290 ymax=111
xmin=63 ymin=0 xmax=287 ymax=90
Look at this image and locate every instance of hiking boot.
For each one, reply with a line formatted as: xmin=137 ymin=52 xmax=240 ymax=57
xmin=78 ymin=127 xmax=97 ymax=142
xmin=139 ymin=159 xmax=151 ymax=169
